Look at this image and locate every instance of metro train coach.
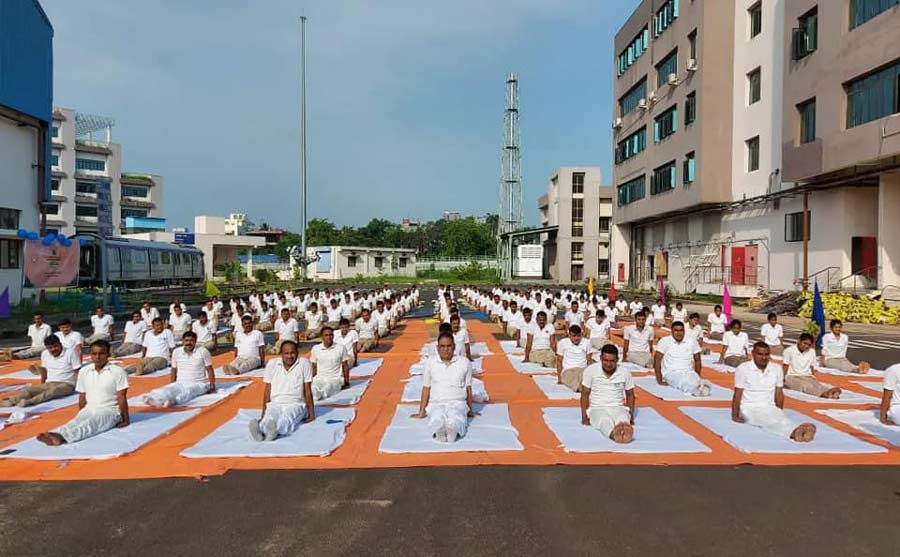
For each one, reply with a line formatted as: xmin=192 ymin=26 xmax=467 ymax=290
xmin=75 ymin=236 xmax=205 ymax=287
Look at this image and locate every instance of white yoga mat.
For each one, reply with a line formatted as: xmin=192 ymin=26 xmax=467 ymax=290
xmin=470 ymin=342 xmax=493 ymax=356
xmin=616 ymin=362 xmax=653 ymax=375
xmin=214 ymin=366 xmax=266 ymax=378
xmin=129 ymin=366 xmax=173 ymax=379
xmin=378 ymin=403 xmax=523 ymax=453
xmin=0 ymin=413 xmax=40 ymax=431
xmin=849 ymin=381 xmax=886 ymax=394
xmin=401 ymin=376 xmax=489 ymax=403
xmin=351 ymin=357 xmax=384 ymax=378
xmin=0 ymin=383 xmax=27 ymax=394
xmin=128 ymin=381 xmax=251 ymax=408
xmin=318 ymin=379 xmax=371 ymax=406
xmin=783 ymin=384 xmax=880 ymax=405
xmin=704 ymin=362 xmax=737 ymax=374
xmin=0 ymin=393 xmax=79 ymax=415
xmin=500 ymin=340 xmax=523 ymax=354
xmin=543 ymin=406 xmax=710 ymax=454
xmin=0 ymin=410 xmax=201 ymax=460
xmin=506 ymin=355 xmax=555 ymax=375
xmin=0 ymin=370 xmax=41 ymax=380
xmin=680 ymin=406 xmax=886 ymax=454
xmin=633 ymin=376 xmax=733 ymax=402
xmin=180 ymin=407 xmax=355 ymax=458
xmin=814 ymin=366 xmax=884 ymax=378
xmin=817 ymin=409 xmax=900 ymax=447
xmin=531 ymin=375 xmax=579 ymax=400
xmin=409 ymin=358 xmax=484 ymax=376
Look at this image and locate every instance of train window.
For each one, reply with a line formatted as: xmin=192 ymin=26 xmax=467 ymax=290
xmin=134 ymin=250 xmax=147 ymax=264
xmin=148 ymin=250 xmax=159 ymax=264
xmin=107 ymin=247 xmax=119 ymax=264
xmin=174 ymin=252 xmax=181 ymax=265
xmin=120 ymin=249 xmax=132 ymax=264
xmin=161 ymin=251 xmax=171 ymax=264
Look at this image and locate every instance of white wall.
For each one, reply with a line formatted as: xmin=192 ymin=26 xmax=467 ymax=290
xmin=879 ymin=173 xmax=900 ymax=289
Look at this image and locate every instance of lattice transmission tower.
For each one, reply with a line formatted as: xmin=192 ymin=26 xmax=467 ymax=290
xmin=497 ymin=73 xmax=523 ymax=280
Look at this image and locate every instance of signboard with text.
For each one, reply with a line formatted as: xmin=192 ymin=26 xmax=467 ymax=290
xmin=97 ymin=179 xmax=113 ymax=237
xmin=174 ymin=233 xmax=195 ymax=245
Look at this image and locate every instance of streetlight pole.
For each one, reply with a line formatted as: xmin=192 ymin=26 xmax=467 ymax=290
xmin=300 ymin=16 xmax=308 ymax=281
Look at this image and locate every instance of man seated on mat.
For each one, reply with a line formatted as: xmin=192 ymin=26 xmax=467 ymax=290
xmin=450 ymin=314 xmax=473 ymax=361
xmin=125 ymin=318 xmax=175 ymax=376
xmin=2 ymin=335 xmax=79 ymax=408
xmin=142 ymin=331 xmax=215 ymax=408
xmin=86 ymin=306 xmax=115 ymax=345
xmin=302 ymin=302 xmax=323 ymax=340
xmin=622 ymin=310 xmax=654 ymax=367
xmin=411 ymin=331 xmax=476 ymax=443
xmin=192 ymin=311 xmax=218 ymax=353
xmin=354 ymin=308 xmax=379 ymax=353
xmin=585 ymin=311 xmax=611 ymax=350
xmin=556 ymin=325 xmax=592 ymax=392
xmin=782 ymin=333 xmax=841 ymax=399
xmin=719 ymin=320 xmax=750 ymax=367
xmin=820 ymin=319 xmax=870 ymax=374
xmin=54 ymin=319 xmax=83 ymax=359
xmin=114 ymin=311 xmax=147 ymax=357
xmin=685 ymin=313 xmax=704 ymax=342
xmin=37 ymin=340 xmax=129 ymax=446
xmin=706 ymin=305 xmax=727 ymax=341
xmin=649 ymin=298 xmax=667 ymax=328
xmin=563 ymin=301 xmax=584 ymax=330
xmin=335 ymin=318 xmax=359 ymax=369
xmin=309 ymin=326 xmax=349 ymax=401
xmin=514 ymin=306 xmax=533 ymax=348
xmin=731 ymin=342 xmax=816 ymax=442
xmin=880 ymin=364 xmax=900 ymax=425
xmin=580 ymin=344 xmax=635 ymax=444
xmin=654 ymin=321 xmax=711 ymax=397
xmin=223 ymin=316 xmax=266 ymax=375
xmin=523 ymin=310 xmax=558 ymax=369
xmin=269 ymin=307 xmax=299 ymax=355
xmin=504 ymin=300 xmax=522 ymax=340
xmin=14 ymin=313 xmax=53 ymax=359
xmin=250 ymin=340 xmax=315 ymax=442
xmin=167 ymin=304 xmax=192 ymax=340
xmin=373 ymin=300 xmax=391 ymax=338
xmin=760 ymin=313 xmax=784 ymax=357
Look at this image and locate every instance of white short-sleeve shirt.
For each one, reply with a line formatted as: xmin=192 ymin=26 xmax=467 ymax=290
xmin=671 ymin=308 xmax=688 ymax=323
xmin=586 ymin=318 xmax=610 ymax=340
xmin=650 ymin=304 xmax=666 ymax=321
xmin=335 ymin=329 xmax=359 ymax=358
xmin=275 ymin=318 xmax=299 ymax=341
xmin=310 ymin=343 xmax=346 ymax=380
xmin=453 ymin=329 xmax=470 ymax=358
xmin=143 ymin=329 xmax=176 ymax=360
xmin=708 ymin=313 xmax=727 ymax=333
xmin=235 ymin=329 xmax=265 ymax=358
xmin=760 ymin=323 xmax=784 ymax=346
xmin=75 ymin=363 xmax=129 ymax=410
xmin=55 ymin=331 xmax=83 ymax=352
xmin=169 ymin=312 xmax=192 ymax=333
xmin=722 ymin=331 xmax=750 ymax=358
xmin=528 ymin=322 xmax=556 ymax=350
xmin=656 ymin=335 xmax=701 ymax=375
xmin=564 ymin=311 xmax=584 ymax=328
xmin=629 ymin=301 xmax=643 ymax=313
xmin=685 ymin=323 xmax=704 ymax=341
xmin=821 ymin=333 xmax=848 ymax=359
xmin=581 ymin=364 xmax=634 ymax=408
xmin=41 ymin=347 xmax=80 ymax=385
xmin=422 ymin=356 xmax=473 ymax=403
xmin=883 ymin=364 xmax=900 ymax=408
xmin=734 ymin=361 xmax=783 ymax=408
xmin=264 ymin=357 xmax=313 ymax=404
xmin=326 ymin=307 xmax=342 ymax=323
xmin=556 ymin=337 xmax=590 ymax=370
xmin=173 ymin=346 xmax=212 ymax=384
xmin=123 ymin=320 xmax=148 ymax=345
xmin=306 ymin=311 xmax=323 ymax=330
xmin=27 ymin=323 xmax=53 ymax=348
xmin=192 ymin=320 xmax=215 ymax=343
xmin=782 ymin=345 xmax=816 ymax=377
xmin=90 ymin=314 xmax=114 ymax=337
xmin=355 ymin=317 xmax=378 ymax=340
xmin=624 ymin=325 xmax=654 ymax=353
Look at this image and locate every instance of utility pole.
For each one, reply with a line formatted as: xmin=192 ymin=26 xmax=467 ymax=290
xmin=802 ymin=190 xmax=809 ymax=291
xmin=300 ymin=16 xmax=309 ymax=281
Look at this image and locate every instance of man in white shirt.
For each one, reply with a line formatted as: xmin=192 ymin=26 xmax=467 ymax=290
xmin=719 ymin=320 xmax=750 ymax=368
xmin=654 ymin=322 xmax=710 ymax=397
xmin=585 ymin=311 xmax=611 ymax=350
xmin=821 ymin=319 xmax=870 ymax=373
xmin=758 ymin=313 xmax=784 ymax=357
xmin=372 ymin=300 xmax=391 ymax=338
xmin=169 ymin=299 xmax=187 ymax=317
xmin=302 ymin=302 xmax=323 ymax=340
xmin=556 ymin=325 xmax=593 ymax=392
xmin=581 ymin=344 xmax=635 ymax=444
xmin=203 ymin=300 xmax=220 ymax=331
xmin=114 ymin=311 xmax=147 ymax=357
xmin=141 ymin=301 xmax=160 ymax=328
xmin=524 ymin=311 xmax=558 ymax=369
xmin=707 ymin=305 xmax=727 ymax=340
xmin=250 ymin=340 xmax=315 ymax=441
xmin=649 ymin=299 xmax=667 ymax=328
xmin=355 ymin=308 xmax=380 ymax=353
xmin=325 ymin=299 xmax=343 ymax=329
xmin=504 ymin=301 xmax=522 ymax=340
xmin=14 ymin=313 xmax=53 ymax=359
xmin=335 ymin=319 xmax=360 ymax=368
xmin=168 ymin=305 xmax=192 ymax=339
xmin=309 ymin=326 xmax=350 ymax=401
xmin=2 ymin=335 xmax=79 ymax=407
xmin=628 ymin=296 xmax=643 ymax=318
xmin=256 ymin=301 xmax=275 ymax=332
xmin=615 ymin=298 xmax=627 ymax=316
xmin=269 ymin=308 xmax=299 ymax=355
xmin=125 ymin=318 xmax=175 ymax=376
xmin=86 ymin=306 xmax=115 ymax=344
xmin=142 ymin=331 xmax=215 ymax=407
xmin=411 ymin=332 xmax=476 ymax=443
xmin=564 ymin=301 xmax=584 ymax=331
xmin=685 ymin=313 xmax=704 ymax=342
xmin=622 ymin=311 xmax=654 ymax=367
xmin=879 ymin=363 xmax=900 ymax=425
xmin=450 ymin=315 xmax=472 ymax=361
xmin=515 ymin=308 xmax=534 ymax=348
xmin=192 ymin=311 xmax=218 ymax=352
xmin=224 ymin=316 xmax=266 ymax=375
xmin=732 ymin=342 xmax=816 ymax=442
xmin=339 ymin=294 xmax=356 ymax=322
xmin=54 ymin=320 xmax=84 ymax=359
xmin=671 ymin=303 xmax=688 ymax=325
xmin=782 ymin=333 xmax=841 ymax=399
xmin=37 ymin=340 xmax=129 ymax=446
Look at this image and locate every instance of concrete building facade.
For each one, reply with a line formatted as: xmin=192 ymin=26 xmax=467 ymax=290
xmin=301 ymin=246 xmax=417 ymax=281
xmin=539 ymin=167 xmax=613 ymax=283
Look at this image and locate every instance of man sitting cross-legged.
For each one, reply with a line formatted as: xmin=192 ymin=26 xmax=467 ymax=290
xmin=731 ymin=342 xmax=816 ymax=442
xmin=13 ymin=313 xmax=52 ymax=360
xmin=113 ymin=311 xmax=147 ymax=357
xmin=654 ymin=321 xmax=711 ymax=397
xmin=223 ymin=316 xmax=266 ymax=375
xmin=268 ymin=307 xmax=299 ymax=355
xmin=411 ymin=331 xmax=477 ymax=443
xmin=335 ymin=318 xmax=359 ymax=369
xmin=354 ymin=308 xmax=379 ymax=353
xmin=2 ymin=335 xmax=79 ymax=408
xmin=556 ymin=325 xmax=593 ymax=392
xmin=309 ymin=326 xmax=350 ymax=402
xmin=782 ymin=333 xmax=841 ymax=399
xmin=580 ymin=344 xmax=636 ymax=444
xmin=249 ymin=340 xmax=315 ymax=442
xmin=622 ymin=310 xmax=654 ymax=368
xmin=141 ymin=331 xmax=216 ymax=408
xmin=880 ymin=364 xmax=900 ymax=426
xmin=124 ymin=318 xmax=175 ymax=376
xmin=37 ymin=340 xmax=129 ymax=446
xmin=523 ymin=310 xmax=558 ymax=369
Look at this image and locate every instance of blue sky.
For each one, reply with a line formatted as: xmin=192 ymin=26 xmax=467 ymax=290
xmin=42 ymin=0 xmax=641 ymax=230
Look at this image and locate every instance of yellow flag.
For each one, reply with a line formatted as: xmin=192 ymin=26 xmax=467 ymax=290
xmin=205 ymin=279 xmax=221 ymax=298
xmin=587 ymin=276 xmax=594 ymax=297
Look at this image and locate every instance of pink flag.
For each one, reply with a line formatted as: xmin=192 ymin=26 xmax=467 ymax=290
xmin=722 ymin=282 xmax=732 ymax=323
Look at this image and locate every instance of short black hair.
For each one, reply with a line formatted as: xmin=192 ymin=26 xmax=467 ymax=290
xmin=44 ymin=335 xmax=61 ymax=347
xmin=799 ymin=333 xmax=814 ymax=343
xmin=58 ymin=319 xmax=72 ymax=327
xmin=671 ymin=321 xmax=685 ymax=330
xmin=438 ymin=323 xmax=452 ymax=334
xmin=280 ymin=340 xmax=299 ymax=352
xmin=89 ymin=339 xmax=111 ymax=353
xmin=767 ymin=313 xmax=777 ymax=320
xmin=600 ymin=344 xmax=619 ymax=357
xmin=730 ymin=319 xmax=742 ymax=329
xmin=321 ymin=325 xmax=334 ymax=334
xmin=752 ymin=341 xmax=770 ymax=352
xmin=830 ymin=319 xmax=842 ymax=328
xmin=569 ymin=325 xmax=582 ymax=335
xmin=689 ymin=312 xmax=700 ymax=320
xmin=339 ymin=318 xmax=350 ymax=326
xmin=182 ymin=331 xmax=197 ymax=340
xmin=437 ymin=331 xmax=454 ymax=343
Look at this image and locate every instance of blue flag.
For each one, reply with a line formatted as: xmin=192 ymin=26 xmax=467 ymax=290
xmin=812 ymin=281 xmax=826 ymax=346
xmin=0 ymin=287 xmax=9 ymax=319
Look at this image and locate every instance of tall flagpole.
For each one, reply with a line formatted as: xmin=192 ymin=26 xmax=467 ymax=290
xmin=300 ymin=16 xmax=308 ymax=280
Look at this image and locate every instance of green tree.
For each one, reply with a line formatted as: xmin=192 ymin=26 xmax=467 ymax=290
xmin=307 ymin=218 xmax=339 ymax=246
xmin=443 ymin=217 xmax=496 ymax=257
xmin=274 ymin=232 xmax=302 ymax=260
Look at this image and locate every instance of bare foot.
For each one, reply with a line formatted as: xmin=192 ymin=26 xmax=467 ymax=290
xmin=37 ymin=432 xmax=65 ymax=446
xmin=610 ymin=422 xmax=634 ymax=444
xmin=791 ymin=423 xmax=817 ymax=442
xmin=822 ymin=387 xmax=842 ymax=399
xmin=857 ymin=362 xmax=871 ymax=374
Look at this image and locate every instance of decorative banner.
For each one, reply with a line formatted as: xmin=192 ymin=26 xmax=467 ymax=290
xmin=24 ymin=239 xmax=80 ymax=287
xmin=97 ymin=179 xmax=113 ymax=238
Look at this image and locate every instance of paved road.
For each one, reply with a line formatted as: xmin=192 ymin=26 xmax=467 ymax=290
xmin=1 ymin=467 xmax=897 ymax=556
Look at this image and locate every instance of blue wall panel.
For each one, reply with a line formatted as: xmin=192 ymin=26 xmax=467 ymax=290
xmin=0 ymin=0 xmax=54 ymax=122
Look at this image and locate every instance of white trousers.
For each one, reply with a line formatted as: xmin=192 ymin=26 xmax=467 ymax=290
xmin=85 ymin=333 xmax=110 ymax=344
xmin=56 ymin=407 xmax=121 ymax=443
xmin=889 ymin=407 xmax=900 ymax=424
xmin=13 ymin=345 xmax=43 ymax=359
xmin=587 ymin=405 xmax=631 ymax=438
xmin=663 ymin=368 xmax=702 ymax=395
xmin=228 ymin=355 xmax=261 ymax=374
xmin=741 ymin=405 xmax=797 ymax=439
xmin=426 ymin=400 xmax=469 ymax=440
xmin=312 ymin=376 xmax=343 ymax=401
xmin=259 ymin=402 xmax=307 ymax=437
xmin=143 ymin=382 xmax=209 ymax=407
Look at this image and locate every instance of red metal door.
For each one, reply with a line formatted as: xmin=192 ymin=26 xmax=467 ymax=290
xmin=745 ymin=245 xmax=758 ymax=286
xmin=617 ymin=263 xmax=625 ymax=283
xmin=731 ymin=246 xmax=746 ymax=285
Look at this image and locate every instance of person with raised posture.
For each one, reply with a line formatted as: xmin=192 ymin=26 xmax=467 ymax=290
xmin=223 ymin=316 xmax=266 ymax=375
xmin=760 ymin=313 xmax=784 ymax=357
xmin=450 ymin=314 xmax=472 ymax=361
xmin=880 ymin=363 xmax=900 ymax=425
xmin=86 ymin=306 xmax=115 ymax=344
xmin=54 ymin=319 xmax=83 ymax=359
xmin=782 ymin=333 xmax=841 ymax=399
xmin=125 ymin=318 xmax=174 ymax=376
xmin=820 ymin=319 xmax=870 ymax=374
xmin=335 ymin=319 xmax=359 ymax=369
xmin=411 ymin=331 xmax=476 ymax=443
xmin=622 ymin=311 xmax=654 ymax=367
xmin=250 ymin=341 xmax=315 ymax=441
xmin=556 ymin=325 xmax=593 ymax=392
xmin=719 ymin=320 xmax=750 ymax=367
xmin=13 ymin=313 xmax=53 ymax=360
xmin=654 ymin=321 xmax=711 ymax=397
xmin=649 ymin=299 xmax=667 ymax=328
xmin=731 ymin=342 xmax=816 ymax=442
xmin=168 ymin=305 xmax=192 ymax=339
xmin=2 ymin=335 xmax=79 ymax=408
xmin=580 ymin=344 xmax=635 ymax=444
xmin=114 ymin=311 xmax=147 ymax=357
xmin=37 ymin=340 xmax=129 ymax=446
xmin=302 ymin=302 xmax=323 ymax=340
xmin=523 ymin=310 xmax=558 ymax=369
xmin=142 ymin=331 xmax=215 ymax=407
xmin=585 ymin=311 xmax=611 ymax=350
xmin=309 ymin=326 xmax=349 ymax=401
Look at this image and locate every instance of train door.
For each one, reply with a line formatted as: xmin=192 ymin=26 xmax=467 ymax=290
xmin=106 ymin=247 xmax=121 ymax=281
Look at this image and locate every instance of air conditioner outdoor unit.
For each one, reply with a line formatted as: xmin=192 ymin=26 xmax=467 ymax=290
xmin=668 ymin=73 xmax=679 ymax=86
xmin=638 ymin=98 xmax=648 ymax=110
xmin=648 ymin=91 xmax=657 ymax=103
xmin=686 ymin=58 xmax=698 ymax=72
xmin=613 ymin=117 xmax=623 ymax=129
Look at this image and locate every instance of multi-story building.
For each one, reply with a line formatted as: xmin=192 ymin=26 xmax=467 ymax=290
xmin=539 ymin=167 xmax=613 ymax=283
xmin=224 ymin=213 xmax=252 ymax=236
xmin=47 ymin=107 xmax=164 ymax=237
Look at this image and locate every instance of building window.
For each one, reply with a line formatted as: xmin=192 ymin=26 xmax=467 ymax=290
xmin=51 ymin=154 xmax=59 ymax=168
xmin=0 ymin=208 xmax=20 ymax=230
xmin=52 ymin=126 xmax=59 ymax=138
xmin=746 ymin=136 xmax=760 ymax=172
xmin=571 ymin=265 xmax=584 ymax=281
xmin=618 ymin=77 xmax=647 ymax=116
xmin=749 ymin=2 xmax=762 ymax=38
xmin=683 ymin=152 xmax=696 ymax=184
xmin=846 ymin=59 xmax=900 ymax=128
xmin=599 ymin=217 xmax=611 ymax=233
xmin=615 ymin=127 xmax=646 ymax=164
xmin=656 ymin=49 xmax=678 ymax=88
xmin=122 ymin=185 xmax=149 ymax=198
xmin=571 ymin=242 xmax=584 ymax=261
xmin=785 ymin=211 xmax=810 ymax=242
xmin=598 ymin=259 xmax=610 ymax=274
xmin=688 ymin=29 xmax=697 ymax=60
xmin=121 ymin=209 xmax=148 ymax=219
xmin=44 ymin=203 xmax=60 ymax=216
xmin=572 ymin=172 xmax=585 ymax=194
xmin=571 ymin=198 xmax=584 ymax=237
xmin=850 ymin=0 xmax=899 ymax=29
xmin=75 ymin=205 xmax=98 ymax=218
xmin=792 ymin=7 xmax=818 ymax=60
xmin=654 ymin=106 xmax=678 ymax=142
xmin=798 ymin=98 xmax=817 ymax=144
xmin=51 ymin=179 xmax=60 ymax=192
xmin=653 ymin=0 xmax=680 ymax=38
xmin=348 ymin=255 xmax=358 ymax=267
xmin=748 ymin=68 xmax=761 ymax=104
xmin=617 ymin=28 xmax=650 ymax=76
xmin=684 ymin=92 xmax=696 ymax=125
xmin=76 ymin=182 xmax=97 ymax=195
xmin=75 ymin=158 xmax=106 ymax=172
xmin=0 ymin=239 xmax=21 ymax=269
xmin=374 ymin=256 xmax=384 ymax=269
xmin=617 ymin=175 xmax=646 ymax=207
xmin=399 ymin=257 xmax=408 ymax=268
xmin=651 ymin=161 xmax=677 ymax=195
